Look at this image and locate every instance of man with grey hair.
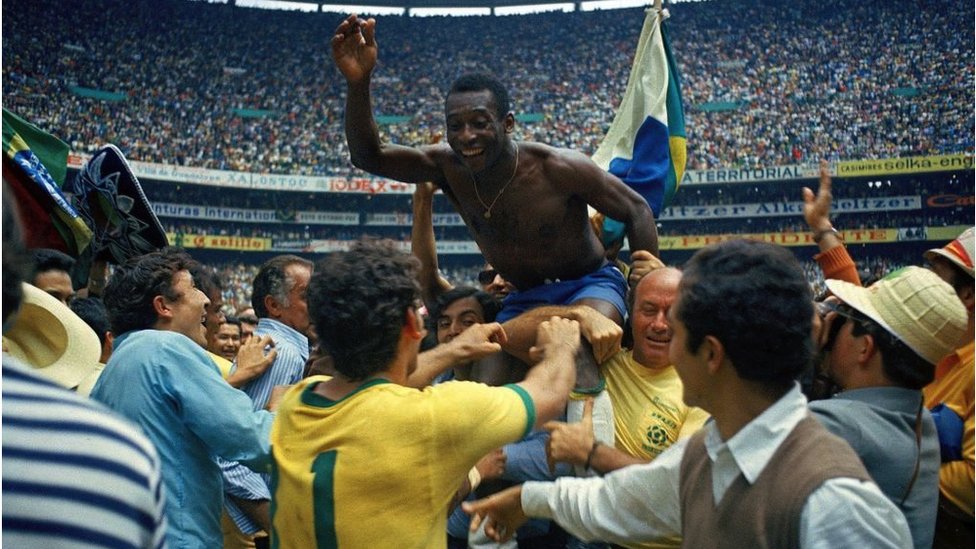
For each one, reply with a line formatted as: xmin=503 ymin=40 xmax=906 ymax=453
xmin=221 ymin=254 xmax=313 ymax=546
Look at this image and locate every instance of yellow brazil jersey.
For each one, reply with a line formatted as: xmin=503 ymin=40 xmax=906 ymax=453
xmin=602 ymin=350 xmax=710 ymax=549
xmin=270 ymin=376 xmax=534 ymax=549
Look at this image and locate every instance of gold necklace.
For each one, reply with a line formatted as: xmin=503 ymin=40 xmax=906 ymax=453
xmin=472 ymin=143 xmax=519 ymax=220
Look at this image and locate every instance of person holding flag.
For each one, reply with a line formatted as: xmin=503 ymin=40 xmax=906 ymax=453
xmin=591 ymin=0 xmax=687 ymax=251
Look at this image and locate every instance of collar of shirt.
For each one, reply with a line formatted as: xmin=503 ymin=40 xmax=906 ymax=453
xmin=256 ymin=318 xmax=309 ymax=360
xmin=704 ymin=383 xmax=808 ymax=487
xmin=830 ymin=386 xmax=923 ymax=415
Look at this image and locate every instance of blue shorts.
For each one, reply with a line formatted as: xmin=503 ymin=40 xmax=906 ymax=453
xmin=496 ymin=263 xmax=627 ymax=323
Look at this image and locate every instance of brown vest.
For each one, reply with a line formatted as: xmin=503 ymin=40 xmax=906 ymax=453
xmin=678 ymin=416 xmax=871 ymax=549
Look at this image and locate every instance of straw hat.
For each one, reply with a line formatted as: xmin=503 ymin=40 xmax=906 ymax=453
xmin=924 ymin=227 xmax=975 ymax=279
xmin=825 ymin=266 xmax=967 ymax=365
xmin=2 ymin=283 xmax=101 ymax=388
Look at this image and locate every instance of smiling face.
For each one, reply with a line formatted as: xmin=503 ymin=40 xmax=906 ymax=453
xmin=209 ymin=322 xmax=242 ymax=361
xmin=631 ymin=268 xmax=681 ymax=369
xmin=163 ymin=270 xmax=211 ymax=347
xmin=445 ymin=89 xmax=514 ymax=174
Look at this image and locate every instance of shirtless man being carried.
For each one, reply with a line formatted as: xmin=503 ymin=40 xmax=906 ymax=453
xmin=332 ymin=14 xmax=658 ymax=392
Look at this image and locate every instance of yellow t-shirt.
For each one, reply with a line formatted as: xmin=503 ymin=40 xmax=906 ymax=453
xmin=208 ymin=351 xmax=233 ymax=379
xmin=270 ymin=377 xmax=533 ymax=549
xmin=924 ymin=340 xmax=975 ymax=516
xmin=602 ymin=350 xmax=710 ymax=549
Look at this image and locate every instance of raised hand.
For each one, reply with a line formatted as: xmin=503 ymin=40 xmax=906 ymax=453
xmin=802 ymin=159 xmax=834 ymax=233
xmin=576 ymin=306 xmax=623 ymax=364
xmin=448 ymin=321 xmax=508 ymax=362
xmin=331 ymin=14 xmax=377 ymax=83
xmin=528 ymin=316 xmax=581 ymax=363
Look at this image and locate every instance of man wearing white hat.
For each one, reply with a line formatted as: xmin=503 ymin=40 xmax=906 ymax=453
xmin=811 ymin=266 xmax=968 ymax=549
xmin=922 ymin=226 xmax=975 ymax=547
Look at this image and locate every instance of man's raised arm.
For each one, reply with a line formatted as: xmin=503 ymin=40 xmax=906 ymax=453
xmin=332 ymin=14 xmax=443 ymax=183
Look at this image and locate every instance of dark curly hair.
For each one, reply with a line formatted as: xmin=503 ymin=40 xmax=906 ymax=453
xmin=103 ymin=248 xmax=200 ymax=335
xmin=70 ymin=297 xmax=111 ymax=346
xmin=309 ymin=239 xmax=421 ymax=381
xmin=448 ymin=73 xmax=511 ymax=119
xmin=677 ymin=239 xmax=813 ymax=387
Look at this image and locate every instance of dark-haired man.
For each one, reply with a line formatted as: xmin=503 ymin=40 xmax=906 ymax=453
xmin=270 ymin=239 xmax=580 ymax=548
xmin=812 ymin=267 xmax=966 ymax=549
xmin=30 ymin=248 xmax=76 ymax=305
xmin=90 ymin=248 xmax=273 ymax=548
xmin=209 ymin=316 xmax=243 ymax=362
xmin=333 ymin=15 xmax=655 ymax=395
xmin=464 ymin=240 xmax=912 ymax=548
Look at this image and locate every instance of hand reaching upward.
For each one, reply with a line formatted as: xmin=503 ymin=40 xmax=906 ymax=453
xmin=332 ymin=14 xmax=377 ymax=83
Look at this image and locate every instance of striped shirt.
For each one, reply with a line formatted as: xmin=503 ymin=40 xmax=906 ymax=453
xmin=222 ymin=317 xmax=308 ymax=535
xmin=2 ymin=355 xmax=168 ymax=549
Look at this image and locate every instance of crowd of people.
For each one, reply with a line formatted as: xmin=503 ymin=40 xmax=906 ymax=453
xmin=4 ymin=181 xmax=973 ymax=547
xmin=3 ymin=0 xmax=972 ymax=177
xmin=142 ymin=166 xmax=972 ymax=250
xmin=2 ymin=1 xmax=974 ymax=548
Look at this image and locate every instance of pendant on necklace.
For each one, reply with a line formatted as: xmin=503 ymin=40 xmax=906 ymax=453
xmin=484 ymin=211 xmax=491 ymax=219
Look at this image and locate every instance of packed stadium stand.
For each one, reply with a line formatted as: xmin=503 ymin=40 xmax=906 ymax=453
xmin=3 ymin=0 xmax=973 ymax=311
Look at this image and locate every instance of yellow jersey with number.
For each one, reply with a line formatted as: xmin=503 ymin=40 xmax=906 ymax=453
xmin=270 ymin=376 xmax=533 ymax=549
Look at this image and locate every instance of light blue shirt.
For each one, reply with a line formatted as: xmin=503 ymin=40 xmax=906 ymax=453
xmin=222 ymin=317 xmax=309 ymax=535
xmin=91 ymin=330 xmax=273 ymax=549
xmin=521 ymin=384 xmax=913 ymax=548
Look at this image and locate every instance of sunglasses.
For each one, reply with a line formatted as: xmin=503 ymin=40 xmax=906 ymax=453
xmin=477 ymin=269 xmax=498 ymax=286
xmin=818 ymin=300 xmax=872 ymax=350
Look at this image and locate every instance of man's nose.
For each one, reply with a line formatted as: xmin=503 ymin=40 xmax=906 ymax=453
xmin=650 ymin=312 xmax=669 ymax=331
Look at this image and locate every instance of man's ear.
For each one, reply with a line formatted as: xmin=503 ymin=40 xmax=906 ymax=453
xmin=703 ymin=335 xmax=726 ymax=375
xmin=857 ymin=333 xmax=877 ymax=366
xmin=504 ymin=112 xmax=516 ymax=134
xmin=404 ymin=308 xmax=424 ymax=340
xmin=264 ymin=294 xmax=281 ymax=318
xmin=153 ymin=295 xmax=172 ymax=319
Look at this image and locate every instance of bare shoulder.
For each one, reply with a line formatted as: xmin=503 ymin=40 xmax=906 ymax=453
xmin=524 ymin=142 xmax=604 ymax=189
xmin=420 ymin=143 xmax=459 ymax=186
xmin=521 ymin=142 xmax=592 ymax=171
